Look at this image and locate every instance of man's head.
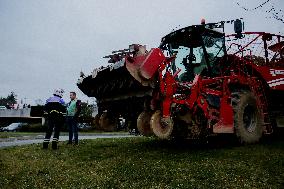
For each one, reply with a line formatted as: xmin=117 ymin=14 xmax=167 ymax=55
xmin=70 ymin=92 xmax=76 ymax=100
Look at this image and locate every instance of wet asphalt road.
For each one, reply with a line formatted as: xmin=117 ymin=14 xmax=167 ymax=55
xmin=0 ymin=134 xmax=135 ymax=148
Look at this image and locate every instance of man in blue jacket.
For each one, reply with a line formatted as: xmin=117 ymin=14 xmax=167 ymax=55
xmin=43 ymin=88 xmax=66 ymax=149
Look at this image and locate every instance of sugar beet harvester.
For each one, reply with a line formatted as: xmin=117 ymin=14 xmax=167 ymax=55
xmin=78 ymin=20 xmax=284 ymax=143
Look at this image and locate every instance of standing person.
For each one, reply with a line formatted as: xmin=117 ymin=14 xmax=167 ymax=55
xmin=66 ymin=92 xmax=81 ymax=145
xmin=43 ymin=88 xmax=66 ymax=150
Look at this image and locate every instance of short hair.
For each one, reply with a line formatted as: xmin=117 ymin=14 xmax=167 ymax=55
xmin=70 ymin=92 xmax=76 ymax=96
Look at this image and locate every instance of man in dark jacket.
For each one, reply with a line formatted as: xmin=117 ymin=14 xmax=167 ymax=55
xmin=43 ymin=88 xmax=66 ymax=149
xmin=66 ymin=92 xmax=81 ymax=145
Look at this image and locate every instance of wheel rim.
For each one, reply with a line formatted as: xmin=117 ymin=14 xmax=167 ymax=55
xmin=243 ymin=104 xmax=257 ymax=133
xmin=150 ymin=110 xmax=174 ymax=139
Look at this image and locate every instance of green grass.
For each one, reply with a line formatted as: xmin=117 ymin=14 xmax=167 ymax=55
xmin=0 ymin=137 xmax=283 ymax=188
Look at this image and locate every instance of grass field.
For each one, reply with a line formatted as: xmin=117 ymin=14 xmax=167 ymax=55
xmin=0 ymin=137 xmax=283 ymax=188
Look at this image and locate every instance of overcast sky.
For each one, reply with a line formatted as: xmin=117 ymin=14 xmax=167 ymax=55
xmin=0 ymin=0 xmax=283 ymax=104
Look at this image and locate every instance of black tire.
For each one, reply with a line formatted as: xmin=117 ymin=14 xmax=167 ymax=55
xmin=137 ymin=111 xmax=153 ymax=136
xmin=99 ymin=113 xmax=117 ymax=132
xmin=231 ymin=91 xmax=264 ymax=144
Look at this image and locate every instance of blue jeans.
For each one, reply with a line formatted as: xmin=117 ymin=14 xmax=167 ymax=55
xmin=66 ymin=116 xmax=78 ymax=143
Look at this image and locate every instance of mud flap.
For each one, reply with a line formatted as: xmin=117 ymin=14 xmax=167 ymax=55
xmin=213 ymin=97 xmax=234 ymax=133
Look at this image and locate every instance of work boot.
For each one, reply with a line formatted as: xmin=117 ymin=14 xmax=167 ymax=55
xmin=74 ymin=141 xmax=79 ymax=146
xmin=52 ymin=141 xmax=58 ymax=150
xmin=43 ymin=142 xmax=49 ymax=149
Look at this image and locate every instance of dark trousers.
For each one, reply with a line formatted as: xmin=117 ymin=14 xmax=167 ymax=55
xmin=66 ymin=116 xmax=78 ymax=143
xmin=44 ymin=118 xmax=62 ymax=143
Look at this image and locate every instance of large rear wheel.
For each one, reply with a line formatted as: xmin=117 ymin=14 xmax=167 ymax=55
xmin=232 ymin=91 xmax=264 ymax=144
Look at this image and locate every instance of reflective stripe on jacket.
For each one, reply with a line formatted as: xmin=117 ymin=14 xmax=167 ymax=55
xmin=44 ymin=95 xmax=66 ymax=116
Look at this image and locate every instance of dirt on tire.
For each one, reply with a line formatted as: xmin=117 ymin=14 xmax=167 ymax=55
xmin=99 ymin=113 xmax=117 ymax=132
xmin=150 ymin=110 xmax=173 ymax=139
xmin=137 ymin=111 xmax=153 ymax=136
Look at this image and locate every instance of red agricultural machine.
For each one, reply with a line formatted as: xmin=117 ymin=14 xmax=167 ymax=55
xmin=78 ymin=20 xmax=284 ymax=143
